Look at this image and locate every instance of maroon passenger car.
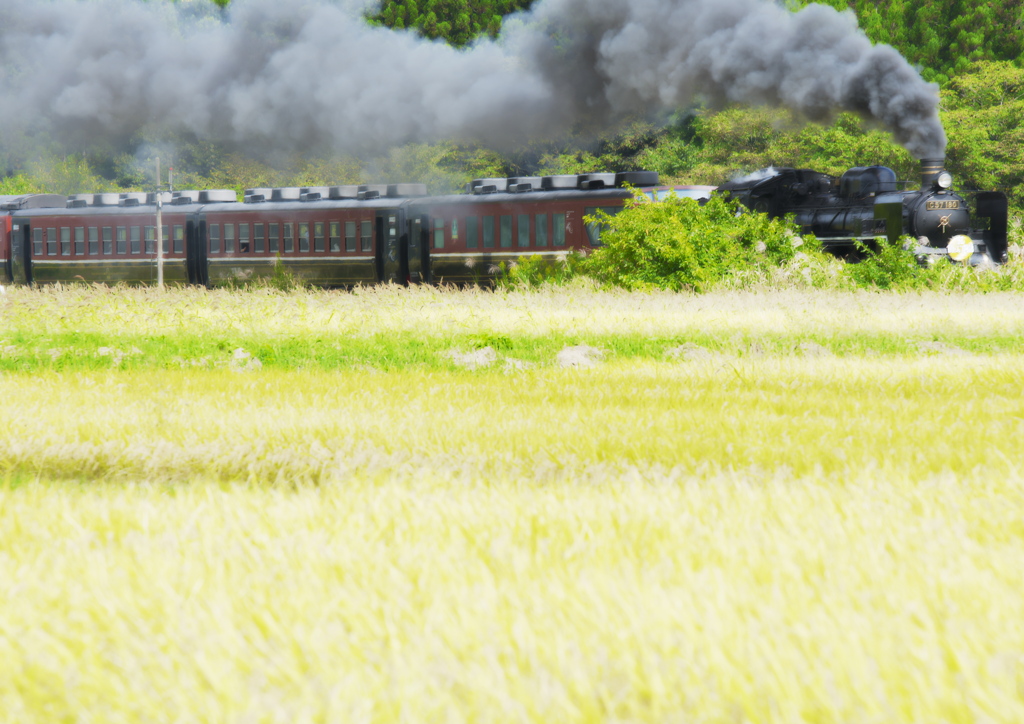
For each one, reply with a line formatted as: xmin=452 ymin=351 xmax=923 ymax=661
xmin=2 ymin=172 xmax=666 ymax=287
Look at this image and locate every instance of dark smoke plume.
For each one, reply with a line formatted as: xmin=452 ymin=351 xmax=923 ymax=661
xmin=0 ymin=0 xmax=945 ymax=160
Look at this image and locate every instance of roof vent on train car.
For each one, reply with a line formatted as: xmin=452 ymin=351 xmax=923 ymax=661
xmin=615 ymin=171 xmax=659 ymax=187
xmin=118 ymin=192 xmax=148 ymax=207
xmin=270 ymin=188 xmax=301 ymax=202
xmin=67 ymin=194 xmax=92 ymax=208
xmin=244 ymin=188 xmax=272 ymax=203
xmin=147 ymin=192 xmax=172 ymax=205
xmin=507 ymin=177 xmax=542 ymax=193
xmin=300 ymin=186 xmax=329 ymax=201
xmin=330 ymin=185 xmax=361 ymax=199
xmin=467 ymin=178 xmax=508 ymax=194
xmin=540 ymin=175 xmax=578 ymax=191
xmin=171 ymin=190 xmax=201 ymax=205
xmin=388 ymin=183 xmax=427 ymax=198
xmin=357 ymin=184 xmax=388 ymax=201
xmin=199 ymin=189 xmax=238 ymax=204
xmin=578 ymin=173 xmax=617 ymax=190
xmin=92 ymin=193 xmax=121 ymax=206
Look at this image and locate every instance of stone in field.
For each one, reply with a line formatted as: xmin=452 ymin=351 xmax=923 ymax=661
xmin=503 ymin=357 xmax=535 ymax=372
xmin=447 ymin=347 xmax=498 ymax=370
xmin=665 ymin=343 xmax=714 ymax=361
xmin=556 ymin=345 xmax=604 ymax=368
xmin=797 ymin=342 xmax=833 ymax=357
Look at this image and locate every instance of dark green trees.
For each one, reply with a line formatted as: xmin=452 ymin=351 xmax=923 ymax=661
xmin=370 ymin=0 xmax=535 ymax=46
xmin=792 ymin=0 xmax=1024 ymax=83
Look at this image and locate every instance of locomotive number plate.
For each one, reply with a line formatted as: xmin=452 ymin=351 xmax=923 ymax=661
xmin=926 ymin=200 xmax=960 ymax=211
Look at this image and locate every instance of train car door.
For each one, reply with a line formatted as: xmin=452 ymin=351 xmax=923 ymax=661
xmin=1 ymin=218 xmax=10 ymax=283
xmin=187 ymin=217 xmax=208 ymax=286
xmin=378 ymin=210 xmax=405 ymax=284
xmin=406 ymin=215 xmax=430 ymax=283
xmin=11 ymin=223 xmax=30 ymax=284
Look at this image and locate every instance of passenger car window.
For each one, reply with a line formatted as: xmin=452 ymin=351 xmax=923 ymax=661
xmin=360 ymin=221 xmax=372 ymax=252
xmin=209 ymin=224 xmax=220 ymax=254
xmin=345 ymin=221 xmax=356 ymax=253
xmin=314 ymin=222 xmax=324 ymax=252
xmin=329 ymin=222 xmax=340 ymax=252
xmin=482 ymin=216 xmax=494 ymax=248
xmin=584 ymin=206 xmax=621 ymax=246
xmin=239 ymin=224 xmax=250 ymax=253
xmin=433 ymin=218 xmax=444 ymax=249
xmin=553 ymin=213 xmax=566 ymax=247
xmin=500 ymin=216 xmax=512 ymax=248
xmin=224 ymin=223 xmax=235 ymax=254
xmin=517 ymin=215 xmax=530 ymax=248
xmin=269 ymin=223 xmax=280 ymax=253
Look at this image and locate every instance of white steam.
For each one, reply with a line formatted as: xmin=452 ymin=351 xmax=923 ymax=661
xmin=0 ymin=0 xmax=946 ymax=159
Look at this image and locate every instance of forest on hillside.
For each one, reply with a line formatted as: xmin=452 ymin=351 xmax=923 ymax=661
xmin=2 ymin=0 xmax=1022 ymax=212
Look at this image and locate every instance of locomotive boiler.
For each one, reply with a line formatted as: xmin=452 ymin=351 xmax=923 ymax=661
xmin=718 ymin=159 xmax=1009 ymax=265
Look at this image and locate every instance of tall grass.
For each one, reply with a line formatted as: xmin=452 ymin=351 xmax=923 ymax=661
xmin=2 ymin=472 xmax=1023 ymax=722
xmin=3 ymin=285 xmax=1024 ymax=371
xmin=3 ymin=286 xmax=1024 ymax=721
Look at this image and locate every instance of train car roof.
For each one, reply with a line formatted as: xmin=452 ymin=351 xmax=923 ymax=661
xmin=9 ymin=202 xmax=204 ymax=218
xmin=407 ymin=187 xmax=635 ymax=206
xmin=7 ymin=196 xmax=408 ymax=219
xmin=198 ymin=197 xmax=406 ymax=214
xmin=1 ymin=194 xmax=67 ymax=211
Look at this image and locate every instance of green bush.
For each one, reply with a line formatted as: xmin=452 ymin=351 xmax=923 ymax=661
xmin=496 ymin=252 xmax=588 ymax=289
xmin=844 ymin=237 xmax=927 ymax=290
xmin=582 ymin=194 xmax=820 ymax=292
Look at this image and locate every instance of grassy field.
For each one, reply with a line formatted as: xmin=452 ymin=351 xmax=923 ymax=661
xmin=2 ymin=285 xmax=1024 ymax=722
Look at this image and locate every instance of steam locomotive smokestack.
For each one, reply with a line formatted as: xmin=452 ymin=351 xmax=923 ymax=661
xmin=0 ymin=0 xmax=946 ymax=160
xmin=920 ymin=158 xmax=946 ymax=189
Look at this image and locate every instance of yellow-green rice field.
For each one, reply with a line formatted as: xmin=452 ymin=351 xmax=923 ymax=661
xmin=1 ymin=285 xmax=1023 ymax=722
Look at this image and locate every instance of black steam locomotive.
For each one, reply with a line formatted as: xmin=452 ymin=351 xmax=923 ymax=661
xmin=718 ymin=159 xmax=1009 ymax=265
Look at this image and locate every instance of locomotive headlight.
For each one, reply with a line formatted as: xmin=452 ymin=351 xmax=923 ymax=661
xmin=947 ymin=235 xmax=975 ymax=262
xmin=937 ymin=171 xmax=953 ymax=189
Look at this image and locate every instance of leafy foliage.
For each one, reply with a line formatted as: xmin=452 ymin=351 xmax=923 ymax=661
xmin=789 ymin=0 xmax=1024 ymax=84
xmin=942 ymin=62 xmax=1024 ymax=209
xmin=581 ymin=194 xmax=820 ymax=292
xmin=369 ymin=0 xmax=535 ymax=46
